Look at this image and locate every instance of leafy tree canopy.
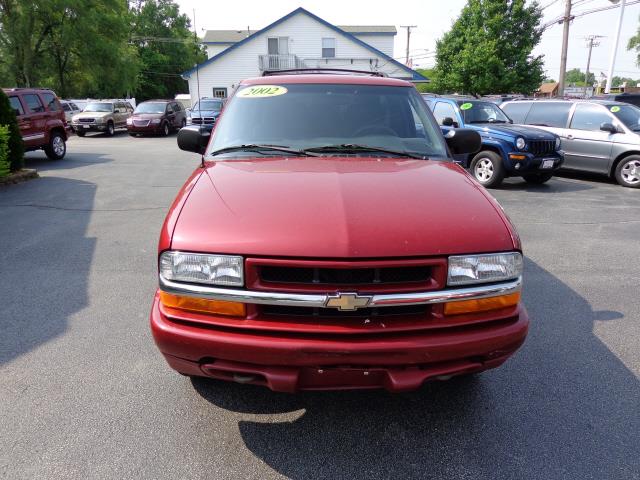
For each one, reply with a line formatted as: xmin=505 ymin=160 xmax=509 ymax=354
xmin=564 ymin=68 xmax=596 ymax=86
xmin=431 ymin=0 xmax=545 ymax=96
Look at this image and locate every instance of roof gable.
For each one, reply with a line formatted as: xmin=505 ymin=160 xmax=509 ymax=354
xmin=184 ymin=8 xmax=426 ymax=81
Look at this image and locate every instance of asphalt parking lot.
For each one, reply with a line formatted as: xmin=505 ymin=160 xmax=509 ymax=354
xmin=1 ymin=133 xmax=639 ymax=480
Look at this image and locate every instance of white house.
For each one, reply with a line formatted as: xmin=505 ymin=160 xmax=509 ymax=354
xmin=181 ymin=7 xmax=427 ymax=101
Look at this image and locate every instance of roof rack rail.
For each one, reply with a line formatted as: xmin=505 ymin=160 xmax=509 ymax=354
xmin=262 ymin=68 xmax=386 ymax=77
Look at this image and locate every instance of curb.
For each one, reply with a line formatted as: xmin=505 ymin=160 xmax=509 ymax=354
xmin=0 ymin=169 xmax=39 ymax=186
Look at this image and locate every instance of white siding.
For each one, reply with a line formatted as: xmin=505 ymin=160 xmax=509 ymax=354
xmin=351 ymin=34 xmax=394 ymax=57
xmin=205 ymin=44 xmax=231 ymax=58
xmin=188 ymin=12 xmax=413 ymax=98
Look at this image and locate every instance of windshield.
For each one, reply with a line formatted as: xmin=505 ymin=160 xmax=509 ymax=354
xmin=135 ymin=102 xmax=166 ymax=114
xmin=608 ymin=104 xmax=640 ymax=131
xmin=207 ymin=83 xmax=448 ymax=159
xmin=84 ymin=102 xmax=113 ymax=113
xmin=457 ymin=100 xmax=511 ymax=123
xmin=192 ymin=100 xmax=223 ymax=112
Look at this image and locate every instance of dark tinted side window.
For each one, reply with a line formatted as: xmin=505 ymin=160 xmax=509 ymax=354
xmin=525 ymin=102 xmax=572 ymax=128
xmin=432 ymin=102 xmax=458 ymax=125
xmin=23 ymin=94 xmax=45 ymax=113
xmin=172 ymin=102 xmax=182 ymax=112
xmin=501 ymin=102 xmax=531 ymax=124
xmin=570 ymin=104 xmax=613 ymax=131
xmin=42 ymin=92 xmax=60 ymax=111
xmin=9 ymin=96 xmax=25 ymax=115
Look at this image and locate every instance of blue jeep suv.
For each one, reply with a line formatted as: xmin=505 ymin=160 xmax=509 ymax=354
xmin=423 ymin=95 xmax=564 ymax=187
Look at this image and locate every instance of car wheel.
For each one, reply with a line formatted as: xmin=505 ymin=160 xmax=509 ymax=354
xmin=106 ymin=121 xmax=115 ymax=136
xmin=470 ymin=151 xmax=504 ymax=188
xmin=522 ymin=172 xmax=553 ymax=184
xmin=614 ymin=155 xmax=640 ymax=188
xmin=180 ymin=118 xmax=186 ymax=129
xmin=128 ymin=132 xmax=137 ymax=137
xmin=44 ymin=131 xmax=66 ymax=160
xmin=76 ymin=130 xmax=86 ymax=137
xmin=162 ymin=122 xmax=170 ymax=136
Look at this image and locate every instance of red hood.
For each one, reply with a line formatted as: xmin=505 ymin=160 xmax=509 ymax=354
xmin=170 ymin=157 xmax=516 ymax=258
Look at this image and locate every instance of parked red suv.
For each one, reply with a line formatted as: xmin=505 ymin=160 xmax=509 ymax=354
xmin=4 ymin=88 xmax=70 ymax=160
xmin=151 ymin=72 xmax=528 ymax=393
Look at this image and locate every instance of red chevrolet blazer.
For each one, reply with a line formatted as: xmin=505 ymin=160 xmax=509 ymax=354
xmin=150 ymin=72 xmax=528 ymax=393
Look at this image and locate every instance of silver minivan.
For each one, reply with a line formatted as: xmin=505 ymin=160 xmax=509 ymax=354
xmin=501 ymin=99 xmax=640 ymax=188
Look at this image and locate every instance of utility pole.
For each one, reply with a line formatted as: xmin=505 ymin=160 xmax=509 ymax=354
xmin=558 ymin=0 xmax=573 ymax=97
xmin=605 ymin=0 xmax=627 ymax=93
xmin=400 ymin=25 xmax=417 ymax=65
xmin=584 ymin=35 xmax=603 ymax=97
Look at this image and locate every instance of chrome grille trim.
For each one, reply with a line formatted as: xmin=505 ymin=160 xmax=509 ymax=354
xmin=159 ymin=275 xmax=522 ymax=309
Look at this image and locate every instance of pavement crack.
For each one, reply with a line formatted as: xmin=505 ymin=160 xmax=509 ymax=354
xmin=0 ymin=203 xmax=166 ymax=212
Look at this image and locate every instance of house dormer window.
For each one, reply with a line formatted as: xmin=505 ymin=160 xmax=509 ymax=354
xmin=322 ymin=38 xmax=336 ymax=58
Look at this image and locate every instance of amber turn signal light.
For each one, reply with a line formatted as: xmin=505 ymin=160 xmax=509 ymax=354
xmin=159 ymin=291 xmax=246 ymax=317
xmin=444 ymin=292 xmax=520 ymax=316
xmin=509 ymin=154 xmax=527 ymax=161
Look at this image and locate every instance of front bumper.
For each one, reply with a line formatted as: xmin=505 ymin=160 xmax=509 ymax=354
xmin=505 ymin=151 xmax=564 ymax=175
xmin=127 ymin=124 xmax=163 ymax=134
xmin=150 ymin=281 xmax=529 ymax=392
xmin=72 ymin=123 xmax=108 ymax=132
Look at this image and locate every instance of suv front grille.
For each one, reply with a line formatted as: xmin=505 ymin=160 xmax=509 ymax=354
xmin=133 ymin=119 xmax=150 ymax=127
xmin=78 ymin=118 xmax=95 ymax=123
xmin=259 ymin=265 xmax=431 ymax=286
xmin=528 ymin=139 xmax=556 ymax=156
xmin=191 ymin=117 xmax=215 ymax=125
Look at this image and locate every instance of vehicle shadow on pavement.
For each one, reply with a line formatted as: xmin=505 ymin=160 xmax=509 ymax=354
xmin=191 ymin=257 xmax=639 ymax=479
xmin=498 ymin=176 xmax=596 ymax=193
xmin=0 ymin=177 xmax=96 ymax=364
xmin=23 ymin=151 xmax=112 ymax=172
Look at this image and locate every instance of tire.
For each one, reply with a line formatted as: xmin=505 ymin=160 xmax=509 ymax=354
xmin=523 ymin=172 xmax=553 ymax=184
xmin=614 ymin=155 xmax=640 ymax=188
xmin=76 ymin=130 xmax=86 ymax=137
xmin=128 ymin=132 xmax=137 ymax=137
xmin=469 ymin=151 xmax=505 ymax=188
xmin=106 ymin=121 xmax=115 ymax=136
xmin=44 ymin=131 xmax=66 ymax=160
xmin=180 ymin=118 xmax=186 ymax=129
xmin=162 ymin=121 xmax=170 ymax=136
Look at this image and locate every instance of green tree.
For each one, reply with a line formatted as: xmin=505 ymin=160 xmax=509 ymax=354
xmin=0 ymin=88 xmax=24 ymax=172
xmin=130 ymin=0 xmax=206 ymax=101
xmin=431 ymin=0 xmax=545 ymax=96
xmin=612 ymin=76 xmax=637 ymax=88
xmin=564 ymin=68 xmax=595 ymax=86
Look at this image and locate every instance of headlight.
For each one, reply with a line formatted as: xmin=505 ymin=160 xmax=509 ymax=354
xmin=151 ymin=118 xmax=161 ymax=124
xmin=186 ymin=117 xmax=193 ymax=125
xmin=126 ymin=118 xmax=133 ymax=125
xmin=160 ymin=251 xmax=244 ymax=287
xmin=555 ymin=137 xmax=561 ymax=149
xmin=515 ymin=137 xmax=526 ymax=150
xmin=447 ymin=252 xmax=522 ymax=286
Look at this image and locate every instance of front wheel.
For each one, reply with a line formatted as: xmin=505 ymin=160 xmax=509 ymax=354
xmin=44 ymin=132 xmax=66 ymax=160
xmin=469 ymin=151 xmax=504 ymax=188
xmin=522 ymin=172 xmax=553 ymax=184
xmin=180 ymin=118 xmax=186 ymax=129
xmin=162 ymin=122 xmax=170 ymax=136
xmin=76 ymin=130 xmax=86 ymax=137
xmin=614 ymin=156 xmax=640 ymax=188
xmin=106 ymin=121 xmax=115 ymax=136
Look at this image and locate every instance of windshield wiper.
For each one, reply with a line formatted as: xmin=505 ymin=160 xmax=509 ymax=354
xmin=467 ymin=120 xmax=507 ymax=124
xmin=303 ymin=144 xmax=426 ymax=159
xmin=208 ymin=144 xmax=317 ymax=157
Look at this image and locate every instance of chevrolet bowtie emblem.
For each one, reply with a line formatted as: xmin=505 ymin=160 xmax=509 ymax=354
xmin=325 ymin=293 xmax=372 ymax=311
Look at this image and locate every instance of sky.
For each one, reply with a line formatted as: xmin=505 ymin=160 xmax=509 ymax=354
xmin=175 ymin=0 xmax=640 ymax=81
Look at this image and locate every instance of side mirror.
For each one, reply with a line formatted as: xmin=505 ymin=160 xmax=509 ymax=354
xmin=177 ymin=125 xmax=211 ymax=155
xmin=444 ymin=128 xmax=482 ymax=155
xmin=442 ymin=117 xmax=459 ymax=128
xmin=600 ymin=122 xmax=618 ymax=134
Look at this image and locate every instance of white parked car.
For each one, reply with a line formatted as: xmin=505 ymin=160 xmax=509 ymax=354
xmin=60 ymin=101 xmax=81 ymax=125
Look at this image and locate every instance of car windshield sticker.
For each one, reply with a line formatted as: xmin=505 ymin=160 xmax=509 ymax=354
xmin=460 ymin=102 xmax=473 ymax=110
xmin=237 ymin=86 xmax=288 ymax=98
xmin=610 ymin=106 xmax=621 ymax=113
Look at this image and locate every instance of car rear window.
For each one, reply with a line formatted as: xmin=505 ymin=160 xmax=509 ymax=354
xmin=9 ymin=96 xmax=24 ymax=116
xmin=23 ymin=94 xmax=45 ymax=113
xmin=524 ymin=102 xmax=572 ymax=128
xmin=501 ymin=102 xmax=531 ymax=124
xmin=42 ymin=92 xmax=60 ymax=111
